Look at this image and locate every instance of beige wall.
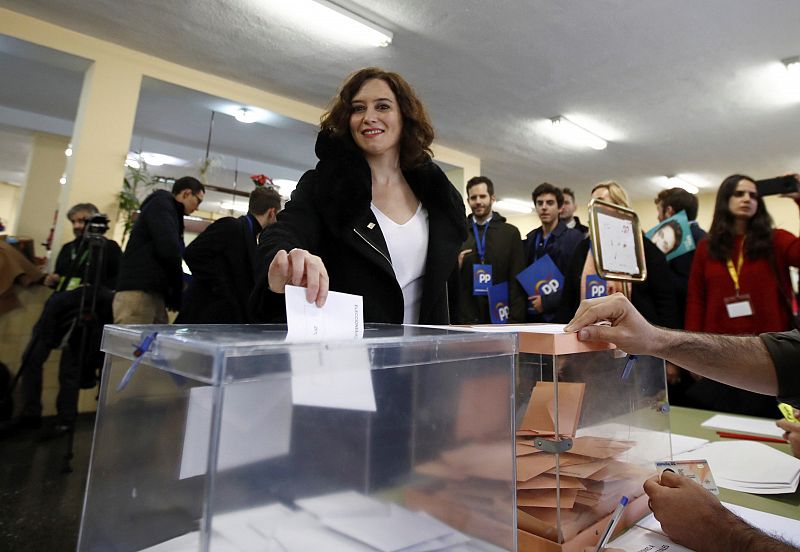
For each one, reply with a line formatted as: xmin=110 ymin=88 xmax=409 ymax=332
xmin=15 ymin=132 xmax=69 ymax=248
xmin=632 ymin=190 xmax=799 ymax=234
xmin=0 ymin=181 xmax=23 ymax=234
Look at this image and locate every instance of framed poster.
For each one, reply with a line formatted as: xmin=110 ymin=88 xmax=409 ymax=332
xmin=588 ymin=199 xmax=647 ymax=282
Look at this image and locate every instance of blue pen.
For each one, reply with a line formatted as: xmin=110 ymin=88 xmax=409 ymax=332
xmin=621 ymin=354 xmax=637 ymax=379
xmin=594 ymin=495 xmax=629 ymax=552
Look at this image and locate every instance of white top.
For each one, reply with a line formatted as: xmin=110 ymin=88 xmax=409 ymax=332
xmin=370 ymin=203 xmax=429 ymax=324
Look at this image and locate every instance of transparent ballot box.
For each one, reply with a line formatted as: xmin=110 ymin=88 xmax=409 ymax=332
xmin=78 ymin=324 xmax=518 ymax=552
xmin=513 ymin=327 xmax=670 ymax=552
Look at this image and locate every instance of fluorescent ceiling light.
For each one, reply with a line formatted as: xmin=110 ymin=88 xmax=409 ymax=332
xmin=220 ymin=201 xmax=249 ymax=213
xmin=494 ymin=198 xmax=533 ymax=214
xmin=235 ymin=108 xmax=257 ymax=124
xmin=279 ymin=0 xmax=393 ymax=47
xmin=140 ymin=152 xmax=186 ymax=167
xmin=549 ymin=116 xmax=608 ymax=150
xmin=663 ymin=175 xmax=699 ymax=194
xmin=273 ymin=179 xmax=297 ymax=199
xmin=783 ymin=55 xmax=800 ymax=76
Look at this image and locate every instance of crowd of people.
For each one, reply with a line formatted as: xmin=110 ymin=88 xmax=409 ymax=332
xmin=4 ymin=66 xmax=800 ymax=551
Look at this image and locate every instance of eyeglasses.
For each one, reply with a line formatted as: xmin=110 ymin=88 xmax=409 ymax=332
xmin=192 ymin=192 xmax=204 ymax=206
xmin=732 ymin=190 xmax=758 ymax=199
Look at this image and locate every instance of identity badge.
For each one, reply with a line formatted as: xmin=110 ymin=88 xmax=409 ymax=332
xmin=655 ymin=460 xmax=719 ymax=495
xmin=724 ymin=294 xmax=753 ymax=318
xmin=585 ymin=274 xmax=608 ymax=299
xmin=488 ymin=281 xmax=510 ymax=324
xmin=473 ymin=263 xmax=493 ymax=296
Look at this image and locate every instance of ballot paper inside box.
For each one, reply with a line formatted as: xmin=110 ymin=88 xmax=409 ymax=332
xmin=79 ymin=324 xmax=518 ymax=552
xmin=515 ymin=326 xmax=671 ymax=552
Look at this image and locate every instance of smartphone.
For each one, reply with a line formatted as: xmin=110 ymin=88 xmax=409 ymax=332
xmin=755 ymin=175 xmax=798 ymax=197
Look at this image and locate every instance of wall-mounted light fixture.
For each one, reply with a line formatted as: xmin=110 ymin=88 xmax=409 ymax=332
xmin=549 ymin=116 xmax=608 ymax=150
xmin=235 ymin=108 xmax=257 ymax=124
xmin=494 ymin=198 xmax=533 ymax=214
xmin=59 ymin=175 xmax=67 ymax=185
xmin=64 ymin=143 xmax=73 ymax=157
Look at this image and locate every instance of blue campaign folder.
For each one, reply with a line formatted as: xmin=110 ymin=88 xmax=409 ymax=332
xmin=488 ymin=281 xmax=510 ymax=324
xmin=516 ymin=254 xmax=565 ymax=298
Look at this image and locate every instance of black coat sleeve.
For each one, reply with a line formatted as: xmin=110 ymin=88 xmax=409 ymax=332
xmin=251 ymin=171 xmax=323 ymax=322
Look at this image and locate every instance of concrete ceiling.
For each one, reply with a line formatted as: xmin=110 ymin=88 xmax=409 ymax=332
xmin=1 ymin=0 xmax=799 ymax=209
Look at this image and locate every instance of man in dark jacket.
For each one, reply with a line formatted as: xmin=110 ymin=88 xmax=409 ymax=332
xmin=523 ymin=183 xmax=583 ymax=322
xmin=113 ymin=177 xmax=204 ymax=324
xmin=176 ymin=186 xmax=280 ymax=324
xmin=458 ymin=176 xmax=526 ymax=324
xmin=654 ymin=187 xmax=707 ymax=405
xmin=560 ymin=187 xmax=590 ymax=236
xmin=654 ymin=187 xmax=707 ymax=327
xmin=16 ymin=203 xmax=121 ymax=433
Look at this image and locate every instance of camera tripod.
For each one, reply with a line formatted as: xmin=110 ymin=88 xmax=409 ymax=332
xmin=5 ymin=233 xmax=109 ymax=473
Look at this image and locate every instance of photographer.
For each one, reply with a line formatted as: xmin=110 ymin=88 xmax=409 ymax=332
xmin=10 ymin=204 xmax=121 ymax=437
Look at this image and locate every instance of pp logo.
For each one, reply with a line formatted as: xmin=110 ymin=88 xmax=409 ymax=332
xmin=478 ymin=271 xmax=492 ymax=284
xmin=495 ymin=303 xmax=509 ymax=321
xmin=589 ymin=282 xmax=607 ymax=298
xmin=535 ymin=278 xmax=560 ymax=296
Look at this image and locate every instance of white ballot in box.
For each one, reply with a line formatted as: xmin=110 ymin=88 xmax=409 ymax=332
xmin=79 ymin=324 xmax=517 ymax=552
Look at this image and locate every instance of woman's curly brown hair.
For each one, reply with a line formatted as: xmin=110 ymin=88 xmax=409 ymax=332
xmin=320 ymin=67 xmax=435 ymax=170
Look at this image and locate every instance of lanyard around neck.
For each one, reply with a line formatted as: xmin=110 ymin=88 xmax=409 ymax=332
xmin=471 ymin=219 xmax=491 ymax=264
xmin=726 ymin=244 xmax=745 ymax=294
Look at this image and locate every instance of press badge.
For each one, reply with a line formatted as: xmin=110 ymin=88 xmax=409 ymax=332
xmin=655 ymin=460 xmax=719 ymax=495
xmin=473 ymin=263 xmax=492 ymax=296
xmin=724 ymin=294 xmax=753 ymax=318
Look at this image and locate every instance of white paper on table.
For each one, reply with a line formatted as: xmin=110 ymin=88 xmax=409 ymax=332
xmin=673 ymin=440 xmax=800 ymax=493
xmin=290 ymin=344 xmax=376 ymax=411
xmin=137 ymin=531 xmax=241 ymax=552
xmin=608 ymin=525 xmax=692 ymax=552
xmin=321 ymin=503 xmax=455 ymax=552
xmin=274 ymin=524 xmax=377 ymax=552
xmin=211 ymin=504 xmax=295 ymax=551
xmin=596 ymin=212 xmax=640 ymax=274
xmin=669 ymin=433 xmax=710 ymax=456
xmin=179 ymin=377 xmax=292 ymax=479
xmin=395 ymin=513 xmax=471 ymax=551
xmin=636 ymin=501 xmax=800 ymax=547
xmin=296 ymin=491 xmax=388 ymax=518
xmin=285 ymin=285 xmax=364 ymax=341
xmin=701 ymin=413 xmax=785 ymax=438
xmin=138 ymin=531 xmax=199 ymax=552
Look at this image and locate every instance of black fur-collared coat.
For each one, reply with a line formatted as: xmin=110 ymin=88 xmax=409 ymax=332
xmin=251 ymin=130 xmax=466 ymax=324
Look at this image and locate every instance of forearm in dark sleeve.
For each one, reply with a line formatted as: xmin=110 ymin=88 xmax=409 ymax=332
xmin=760 ymin=330 xmax=800 ymax=409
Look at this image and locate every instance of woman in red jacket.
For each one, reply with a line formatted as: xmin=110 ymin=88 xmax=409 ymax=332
xmin=685 ymin=173 xmax=800 ymax=417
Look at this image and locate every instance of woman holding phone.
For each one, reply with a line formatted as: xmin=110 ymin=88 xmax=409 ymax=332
xmin=684 ymin=173 xmax=800 ymax=417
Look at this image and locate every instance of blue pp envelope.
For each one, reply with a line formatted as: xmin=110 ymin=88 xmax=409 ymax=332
xmin=488 ymin=281 xmax=510 ymax=324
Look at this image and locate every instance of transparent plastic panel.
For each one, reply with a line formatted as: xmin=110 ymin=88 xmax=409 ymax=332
xmin=79 ymin=324 xmax=519 ymax=552
xmin=516 ymin=349 xmax=669 ymax=551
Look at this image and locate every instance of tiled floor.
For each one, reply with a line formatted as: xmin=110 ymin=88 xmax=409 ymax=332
xmin=0 ymin=413 xmax=95 ymax=552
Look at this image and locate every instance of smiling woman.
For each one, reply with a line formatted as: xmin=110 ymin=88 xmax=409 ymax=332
xmin=251 ymin=67 xmax=466 ymax=325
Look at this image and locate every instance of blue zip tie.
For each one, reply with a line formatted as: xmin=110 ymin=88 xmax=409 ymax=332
xmin=117 ymin=332 xmax=158 ymax=392
xmin=621 ymin=354 xmax=637 ymax=380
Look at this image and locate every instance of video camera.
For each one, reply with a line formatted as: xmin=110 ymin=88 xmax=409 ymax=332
xmin=84 ymin=213 xmax=110 ymax=238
